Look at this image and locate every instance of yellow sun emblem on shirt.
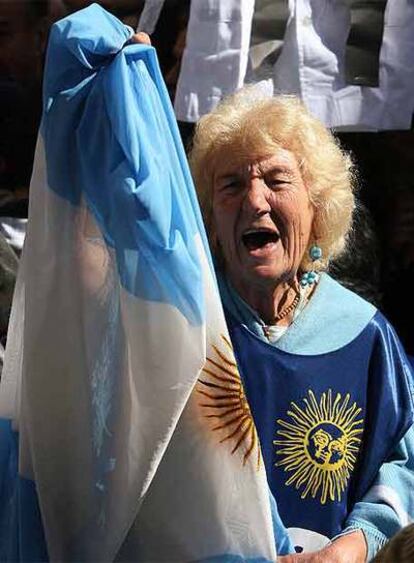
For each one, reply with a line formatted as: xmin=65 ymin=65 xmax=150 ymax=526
xmin=274 ymin=389 xmax=364 ymax=504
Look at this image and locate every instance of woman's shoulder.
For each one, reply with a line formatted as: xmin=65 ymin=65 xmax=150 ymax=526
xmin=325 ymin=274 xmax=404 ymax=339
xmin=318 ymin=273 xmax=378 ymax=316
xmin=276 ymin=273 xmax=379 ymax=355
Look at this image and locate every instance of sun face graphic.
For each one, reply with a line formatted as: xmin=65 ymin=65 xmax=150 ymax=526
xmin=274 ymin=389 xmax=364 ymax=504
xmin=197 ymin=334 xmax=261 ymax=468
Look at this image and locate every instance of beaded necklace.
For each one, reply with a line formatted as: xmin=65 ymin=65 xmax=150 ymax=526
xmin=261 ymin=284 xmax=311 ymax=343
xmin=272 ymin=292 xmax=300 ymax=322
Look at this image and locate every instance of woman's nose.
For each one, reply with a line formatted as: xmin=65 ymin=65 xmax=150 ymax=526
xmin=243 ymin=178 xmax=271 ymax=216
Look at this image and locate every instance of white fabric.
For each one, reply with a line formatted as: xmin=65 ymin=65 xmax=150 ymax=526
xmin=174 ymin=0 xmax=255 ymax=122
xmin=137 ymin=0 xmax=166 ymax=34
xmin=0 ymin=217 xmax=27 ymax=251
xmin=287 ymin=528 xmax=330 ymax=553
xmin=175 ymin=0 xmax=414 ymax=131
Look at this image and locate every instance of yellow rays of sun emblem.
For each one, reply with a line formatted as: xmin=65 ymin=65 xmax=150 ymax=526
xmin=197 ymin=334 xmax=261 ymax=468
xmin=274 ymin=389 xmax=364 ymax=505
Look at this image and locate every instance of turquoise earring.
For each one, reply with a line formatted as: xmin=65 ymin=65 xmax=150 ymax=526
xmin=309 ymin=244 xmax=322 ymax=261
xmin=300 ymin=244 xmax=322 ymax=287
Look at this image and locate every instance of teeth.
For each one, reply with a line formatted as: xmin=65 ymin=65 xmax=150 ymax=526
xmin=243 ymin=228 xmax=277 ymax=236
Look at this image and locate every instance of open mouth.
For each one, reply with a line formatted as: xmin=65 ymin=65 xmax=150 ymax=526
xmin=242 ymin=229 xmax=280 ymax=251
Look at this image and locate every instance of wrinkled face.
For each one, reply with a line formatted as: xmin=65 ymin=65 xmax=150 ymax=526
xmin=212 ymin=149 xmax=314 ymax=290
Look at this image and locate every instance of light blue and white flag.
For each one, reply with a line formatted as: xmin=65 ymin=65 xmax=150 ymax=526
xmin=0 ymin=5 xmax=280 ymax=562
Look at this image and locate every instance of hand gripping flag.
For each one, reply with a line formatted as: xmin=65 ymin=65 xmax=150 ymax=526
xmin=0 ymin=5 xmax=279 ymax=562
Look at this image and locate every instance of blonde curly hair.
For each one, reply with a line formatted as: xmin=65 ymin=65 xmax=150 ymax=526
xmin=189 ymin=88 xmax=356 ymax=271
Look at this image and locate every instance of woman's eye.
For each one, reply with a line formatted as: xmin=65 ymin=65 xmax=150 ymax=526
xmin=221 ymin=180 xmax=242 ymax=191
xmin=266 ymin=177 xmax=288 ymax=189
xmin=267 ymin=178 xmax=283 ymax=188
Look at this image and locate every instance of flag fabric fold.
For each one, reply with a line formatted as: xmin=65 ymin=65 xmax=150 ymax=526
xmin=0 ymin=4 xmax=278 ymax=561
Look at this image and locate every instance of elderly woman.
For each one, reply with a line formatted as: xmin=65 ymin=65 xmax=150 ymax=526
xmin=190 ymin=90 xmax=414 ymax=562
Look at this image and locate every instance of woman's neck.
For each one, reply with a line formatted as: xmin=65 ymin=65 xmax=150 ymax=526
xmin=227 ymin=274 xmax=300 ymax=326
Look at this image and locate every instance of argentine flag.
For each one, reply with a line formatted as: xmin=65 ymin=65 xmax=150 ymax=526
xmin=0 ymin=5 xmax=280 ymax=562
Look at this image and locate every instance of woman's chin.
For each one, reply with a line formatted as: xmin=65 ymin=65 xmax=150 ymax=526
xmin=241 ymin=265 xmax=289 ymax=288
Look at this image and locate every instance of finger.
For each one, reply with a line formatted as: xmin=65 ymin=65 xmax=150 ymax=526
xmin=130 ymin=32 xmax=151 ymax=45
